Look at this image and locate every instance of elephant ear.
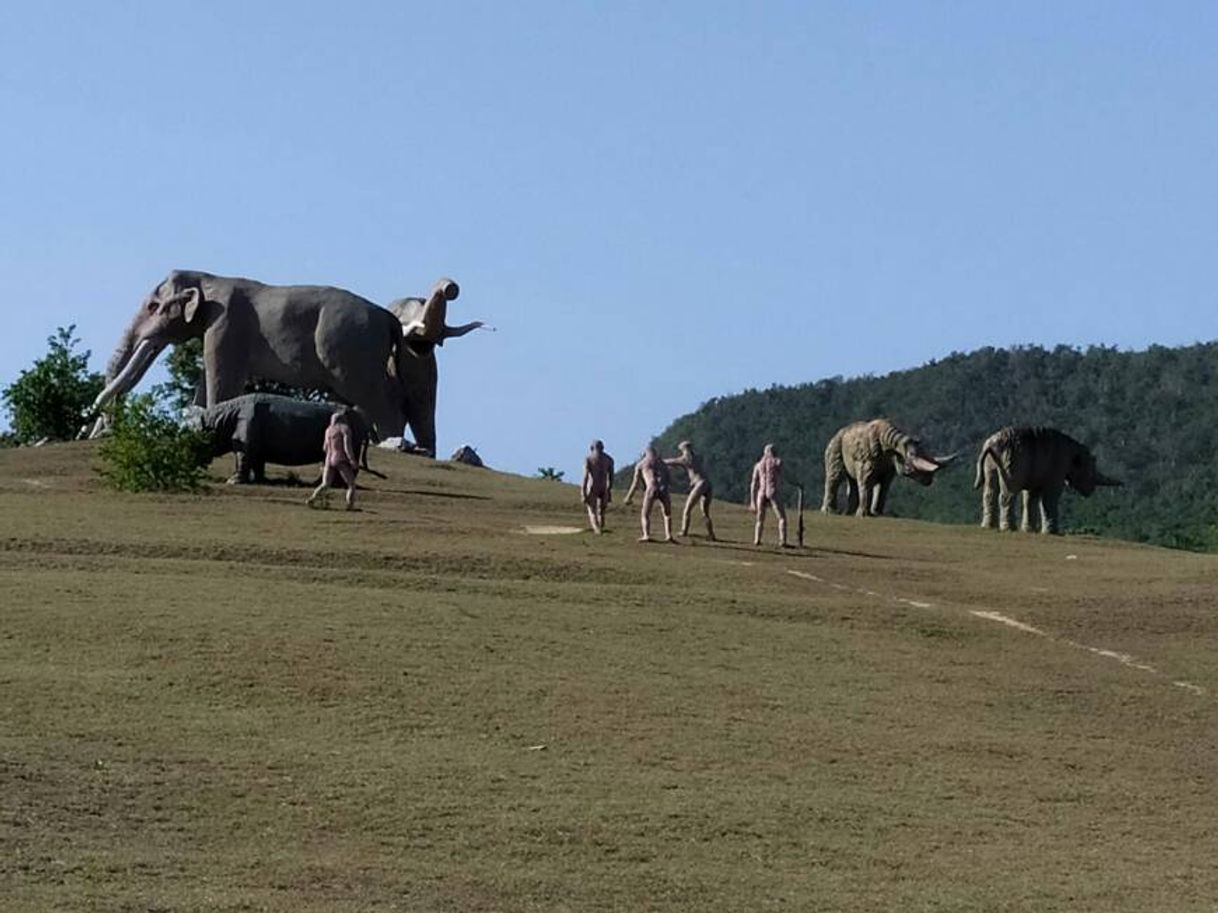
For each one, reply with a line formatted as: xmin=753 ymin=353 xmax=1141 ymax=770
xmin=158 ymin=284 xmax=205 ymax=323
xmin=182 ymin=286 xmax=204 ymax=323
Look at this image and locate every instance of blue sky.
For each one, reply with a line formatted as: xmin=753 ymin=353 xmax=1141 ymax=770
xmin=2 ymin=3 xmax=1216 ymax=476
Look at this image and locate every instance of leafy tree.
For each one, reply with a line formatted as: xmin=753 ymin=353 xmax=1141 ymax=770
xmin=97 ymin=394 xmax=211 ymax=493
xmin=537 ymin=467 xmax=565 ymax=481
xmin=2 ymin=325 xmax=103 ymax=443
xmin=154 ymin=337 xmax=331 ymax=412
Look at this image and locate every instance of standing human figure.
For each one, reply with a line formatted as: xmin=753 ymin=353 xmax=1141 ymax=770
xmin=581 ymin=439 xmax=615 ymax=534
xmin=665 ymin=440 xmax=716 ymax=540
xmin=307 ymin=411 xmax=359 ymax=510
xmin=749 ymin=443 xmax=788 ymax=546
xmin=623 ymin=446 xmax=675 ymax=542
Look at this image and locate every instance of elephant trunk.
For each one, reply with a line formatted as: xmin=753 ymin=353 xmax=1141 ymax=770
xmin=83 ymin=339 xmax=165 ymax=437
xmin=1095 ymin=471 xmax=1123 ymax=487
xmin=103 ymin=324 xmax=138 ymax=385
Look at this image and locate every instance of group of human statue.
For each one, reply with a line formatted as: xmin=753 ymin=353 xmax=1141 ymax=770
xmin=581 ymin=439 xmax=793 ymax=546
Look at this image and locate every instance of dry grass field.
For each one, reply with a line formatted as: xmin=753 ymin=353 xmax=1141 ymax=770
xmin=1 ymin=442 xmax=1215 ymax=912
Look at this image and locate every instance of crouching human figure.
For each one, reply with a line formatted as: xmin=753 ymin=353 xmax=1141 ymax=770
xmin=307 ymin=411 xmax=359 ymax=510
xmin=665 ymin=440 xmax=716 ymax=540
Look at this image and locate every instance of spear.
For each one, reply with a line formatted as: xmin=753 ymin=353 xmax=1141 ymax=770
xmin=796 ymin=484 xmax=806 ymax=547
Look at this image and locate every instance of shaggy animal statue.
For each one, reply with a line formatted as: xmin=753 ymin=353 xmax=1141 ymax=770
xmin=190 ymin=394 xmax=375 ymax=484
xmin=975 ymin=426 xmax=1122 ymax=534
xmin=821 ymin=418 xmax=956 ymax=517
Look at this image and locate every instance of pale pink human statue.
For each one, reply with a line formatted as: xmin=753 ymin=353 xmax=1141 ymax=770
xmin=749 ymin=443 xmax=788 ymax=546
xmin=581 ymin=439 xmax=615 ymax=534
xmin=623 ymin=446 xmax=675 ymax=542
xmin=665 ymin=440 xmax=716 ymax=540
xmin=307 ymin=412 xmax=359 ymax=510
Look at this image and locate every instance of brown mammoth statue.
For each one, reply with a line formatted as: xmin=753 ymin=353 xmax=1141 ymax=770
xmin=821 ymin=418 xmax=956 ymax=517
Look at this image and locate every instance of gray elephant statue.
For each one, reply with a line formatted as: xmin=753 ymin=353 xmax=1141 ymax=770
xmin=83 ymin=272 xmax=480 ymax=456
xmin=975 ymin=426 xmax=1122 ymax=534
xmin=191 ymin=393 xmax=375 ymax=484
xmin=822 ymin=418 xmax=956 ymax=517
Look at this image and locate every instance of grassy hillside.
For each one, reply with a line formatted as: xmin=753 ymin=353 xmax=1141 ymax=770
xmin=2 ymin=444 xmax=1215 ymax=911
xmin=652 ymin=343 xmax=1218 ymax=550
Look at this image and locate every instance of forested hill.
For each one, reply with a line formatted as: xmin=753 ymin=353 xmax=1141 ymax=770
xmin=650 ymin=343 xmax=1218 ymax=551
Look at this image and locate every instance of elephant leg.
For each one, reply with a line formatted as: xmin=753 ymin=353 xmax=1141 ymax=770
xmin=872 ymin=480 xmax=889 ymax=516
xmin=1041 ymin=489 xmax=1061 ymax=535
xmin=998 ymin=484 xmax=1015 ymax=531
xmin=1021 ymin=490 xmax=1039 ymax=533
xmin=856 ymin=481 xmax=872 ymax=517
xmin=203 ymin=327 xmax=249 ymax=406
xmin=845 ymin=478 xmax=860 ymax=516
xmin=981 ymin=469 xmax=997 ymax=528
xmin=821 ymin=471 xmax=843 ymax=513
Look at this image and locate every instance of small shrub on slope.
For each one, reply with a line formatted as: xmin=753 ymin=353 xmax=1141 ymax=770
xmin=2 ymin=325 xmax=103 ymax=443
xmin=97 ymin=395 xmax=211 ymax=493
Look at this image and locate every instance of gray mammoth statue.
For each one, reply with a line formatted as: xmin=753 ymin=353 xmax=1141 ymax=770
xmin=189 ymin=393 xmax=375 ymax=484
xmin=975 ymin=426 xmax=1121 ymax=534
xmin=822 ymin=418 xmax=956 ymax=517
xmin=84 ymin=272 xmax=479 ymax=456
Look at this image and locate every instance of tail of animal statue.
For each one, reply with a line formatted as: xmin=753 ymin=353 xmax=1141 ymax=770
xmin=973 ymin=444 xmax=1010 ymax=489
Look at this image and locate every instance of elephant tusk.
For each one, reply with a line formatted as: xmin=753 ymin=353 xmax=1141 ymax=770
xmin=88 ymin=339 xmax=163 ymax=413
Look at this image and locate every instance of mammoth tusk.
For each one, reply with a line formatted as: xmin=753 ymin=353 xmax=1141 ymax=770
xmin=908 ymin=455 xmax=941 ymax=473
xmin=933 ymin=452 xmax=960 ymax=466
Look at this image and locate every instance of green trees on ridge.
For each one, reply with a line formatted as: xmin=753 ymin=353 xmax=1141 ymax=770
xmin=651 ymin=343 xmax=1218 ymax=550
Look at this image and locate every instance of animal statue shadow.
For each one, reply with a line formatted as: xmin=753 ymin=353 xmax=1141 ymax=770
xmin=975 ymin=426 xmax=1122 ymax=534
xmin=83 ymin=272 xmax=483 ymax=456
xmin=821 ymin=418 xmax=956 ymax=517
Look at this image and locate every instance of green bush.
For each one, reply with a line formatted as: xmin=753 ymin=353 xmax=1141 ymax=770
xmin=97 ymin=395 xmax=212 ymax=493
xmin=3 ymin=325 xmax=103 ymax=443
